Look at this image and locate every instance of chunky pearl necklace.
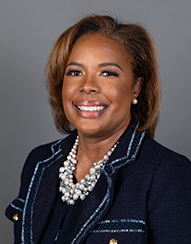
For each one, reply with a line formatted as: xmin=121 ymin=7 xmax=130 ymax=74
xmin=59 ymin=136 xmax=118 ymax=205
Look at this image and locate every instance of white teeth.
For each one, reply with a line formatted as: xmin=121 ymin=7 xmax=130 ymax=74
xmin=77 ymin=106 xmax=106 ymax=111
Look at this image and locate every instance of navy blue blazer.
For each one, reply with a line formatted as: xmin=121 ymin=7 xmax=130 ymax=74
xmin=6 ymin=121 xmax=191 ymax=243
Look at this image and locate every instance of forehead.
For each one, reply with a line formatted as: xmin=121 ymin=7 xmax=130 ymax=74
xmin=68 ymin=33 xmax=128 ymax=63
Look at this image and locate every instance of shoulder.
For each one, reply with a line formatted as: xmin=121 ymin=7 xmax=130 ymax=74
xmin=119 ymin=131 xmax=191 ymax=193
xmin=141 ymin=135 xmax=191 ymax=185
xmin=133 ymin=134 xmax=191 ymax=194
xmin=22 ymin=139 xmax=64 ymax=173
xmin=18 ymin=137 xmax=70 ymax=195
xmin=139 ymin=134 xmax=190 ymax=167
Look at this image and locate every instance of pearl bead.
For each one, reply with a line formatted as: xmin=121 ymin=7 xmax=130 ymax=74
xmin=73 ymin=193 xmax=79 ymax=200
xmin=67 ymin=155 xmax=72 ymax=160
xmin=84 ymin=187 xmax=88 ymax=192
xmin=91 ymin=175 xmax=96 ymax=181
xmin=88 ymin=185 xmax=93 ymax=191
xmin=64 ymin=161 xmax=69 ymax=167
xmin=79 ymin=184 xmax=84 ymax=190
xmin=60 ymin=174 xmax=65 ymax=180
xmin=91 ymin=182 xmax=96 ymax=187
xmin=81 ymin=179 xmax=85 ymax=184
xmin=80 ymin=194 xmax=86 ymax=200
xmin=95 ymin=165 xmax=101 ymax=169
xmin=65 ymin=179 xmax=69 ymax=185
xmin=62 ymin=188 xmax=66 ymax=194
xmin=90 ymin=167 xmax=96 ymax=174
xmin=76 ymin=189 xmax=82 ymax=195
xmin=76 ymin=183 xmax=80 ymax=188
xmin=104 ymin=155 xmax=109 ymax=160
xmin=61 ymin=195 xmax=66 ymax=201
xmin=69 ymin=199 xmax=75 ymax=205
xmin=59 ymin=167 xmax=65 ymax=172
xmin=72 ymin=159 xmax=77 ymax=164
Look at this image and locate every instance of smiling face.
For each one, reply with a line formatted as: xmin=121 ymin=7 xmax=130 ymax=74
xmin=62 ymin=33 xmax=142 ymax=140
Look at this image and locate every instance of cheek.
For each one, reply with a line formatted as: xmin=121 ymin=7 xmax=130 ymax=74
xmin=62 ymin=81 xmax=76 ymax=103
xmin=62 ymin=87 xmax=72 ymax=117
xmin=106 ymin=83 xmax=133 ymax=104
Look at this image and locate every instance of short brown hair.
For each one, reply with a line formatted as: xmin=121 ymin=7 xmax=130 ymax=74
xmin=46 ymin=14 xmax=160 ymax=138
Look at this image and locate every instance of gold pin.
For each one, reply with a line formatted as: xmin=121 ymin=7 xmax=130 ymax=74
xmin=109 ymin=239 xmax=118 ymax=244
xmin=13 ymin=214 xmax=19 ymax=221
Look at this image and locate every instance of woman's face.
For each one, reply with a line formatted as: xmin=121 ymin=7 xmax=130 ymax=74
xmin=62 ymin=33 xmax=142 ymax=139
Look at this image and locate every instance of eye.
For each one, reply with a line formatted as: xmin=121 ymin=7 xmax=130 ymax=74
xmin=101 ymin=71 xmax=119 ymax=77
xmin=65 ymin=70 xmax=82 ymax=76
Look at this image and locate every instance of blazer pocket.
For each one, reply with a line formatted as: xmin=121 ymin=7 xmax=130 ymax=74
xmin=91 ymin=219 xmax=145 ymax=233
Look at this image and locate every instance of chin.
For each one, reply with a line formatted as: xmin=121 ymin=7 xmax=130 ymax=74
xmin=74 ymin=121 xmax=104 ymax=136
xmin=77 ymin=126 xmax=103 ymax=137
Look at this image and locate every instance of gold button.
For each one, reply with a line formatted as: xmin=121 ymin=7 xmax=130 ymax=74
xmin=13 ymin=214 xmax=19 ymax=221
xmin=109 ymin=239 xmax=118 ymax=244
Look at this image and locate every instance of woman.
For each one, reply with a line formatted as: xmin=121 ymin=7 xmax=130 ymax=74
xmin=6 ymin=15 xmax=191 ymax=244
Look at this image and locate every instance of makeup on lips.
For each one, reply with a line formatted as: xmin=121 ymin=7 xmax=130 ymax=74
xmin=74 ymin=100 xmax=108 ymax=118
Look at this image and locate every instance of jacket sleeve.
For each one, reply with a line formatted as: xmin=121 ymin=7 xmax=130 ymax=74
xmin=5 ymin=140 xmax=60 ymax=244
xmin=148 ymin=154 xmax=191 ymax=243
xmin=5 ymin=149 xmax=36 ymax=244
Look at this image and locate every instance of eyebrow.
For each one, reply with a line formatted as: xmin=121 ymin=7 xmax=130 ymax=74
xmin=67 ymin=62 xmax=84 ymax=68
xmin=98 ymin=62 xmax=123 ymax=72
xmin=66 ymin=61 xmax=123 ymax=72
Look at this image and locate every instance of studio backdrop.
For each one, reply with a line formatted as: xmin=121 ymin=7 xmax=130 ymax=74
xmin=1 ymin=0 xmax=190 ymax=242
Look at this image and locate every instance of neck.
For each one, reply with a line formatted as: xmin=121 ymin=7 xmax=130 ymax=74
xmin=77 ymin=136 xmax=116 ymax=163
xmin=74 ymin=129 xmax=125 ymax=182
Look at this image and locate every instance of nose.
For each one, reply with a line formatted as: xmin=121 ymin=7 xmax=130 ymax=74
xmin=80 ymin=75 xmax=100 ymax=94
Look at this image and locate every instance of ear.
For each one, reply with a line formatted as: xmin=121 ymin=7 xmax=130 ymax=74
xmin=132 ymin=77 xmax=143 ymax=99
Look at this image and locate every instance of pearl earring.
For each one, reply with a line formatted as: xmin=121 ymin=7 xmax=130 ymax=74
xmin=132 ymin=98 xmax=138 ymax=105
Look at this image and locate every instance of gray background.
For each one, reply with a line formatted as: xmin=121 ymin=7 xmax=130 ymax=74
xmin=1 ymin=0 xmax=190 ymax=242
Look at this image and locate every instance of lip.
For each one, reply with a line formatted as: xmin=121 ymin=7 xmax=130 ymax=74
xmin=74 ymin=100 xmax=108 ymax=118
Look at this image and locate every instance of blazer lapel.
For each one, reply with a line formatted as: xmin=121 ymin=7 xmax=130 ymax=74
xmin=32 ymin=153 xmax=64 ymax=243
